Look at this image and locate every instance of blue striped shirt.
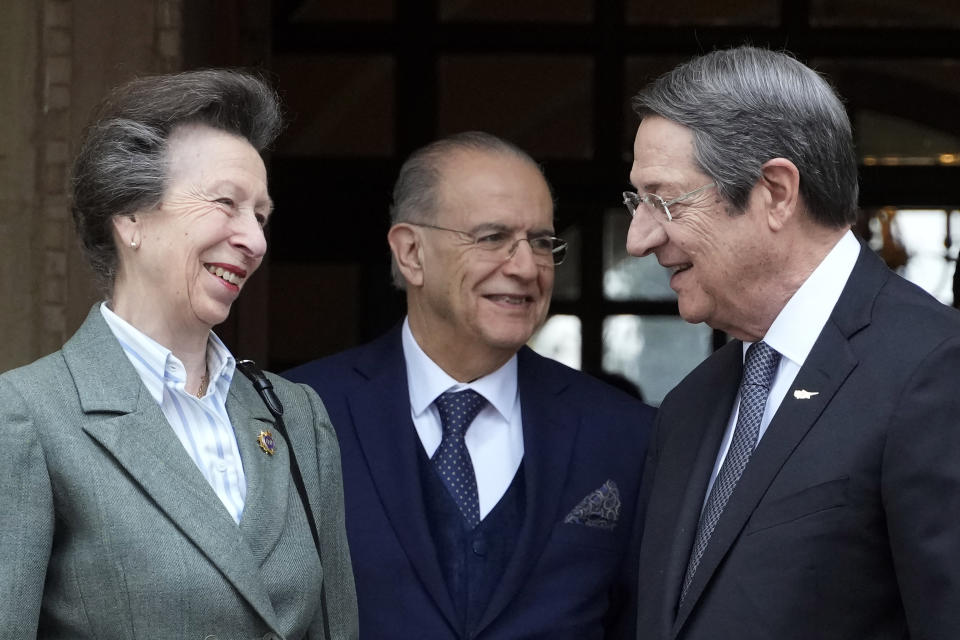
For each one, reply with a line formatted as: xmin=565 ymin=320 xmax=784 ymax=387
xmin=100 ymin=303 xmax=246 ymax=523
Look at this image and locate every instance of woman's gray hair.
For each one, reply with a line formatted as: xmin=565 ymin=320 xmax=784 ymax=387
xmin=388 ymin=131 xmax=552 ymax=289
xmin=632 ymin=46 xmax=858 ymax=228
xmin=71 ymin=68 xmax=283 ymax=295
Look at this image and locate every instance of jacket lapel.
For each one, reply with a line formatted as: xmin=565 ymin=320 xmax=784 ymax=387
xmin=347 ymin=331 xmax=460 ymax=630
xmin=473 ymin=348 xmax=579 ymax=636
xmin=655 ymin=342 xmax=743 ymax=633
xmin=66 ymin=307 xmax=280 ymax=629
xmin=673 ymin=325 xmax=857 ymax=633
xmin=672 ymin=246 xmax=883 ymax=635
xmin=229 ymin=378 xmax=291 ymax=564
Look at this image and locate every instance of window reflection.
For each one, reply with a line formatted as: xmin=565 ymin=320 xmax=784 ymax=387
xmin=856 ymin=110 xmax=960 ymax=166
xmin=528 ymin=315 xmax=581 ymax=370
xmin=812 ymin=58 xmax=960 ymax=170
xmin=438 ymin=56 xmax=594 ymax=158
xmin=273 ymin=55 xmax=395 ymax=156
xmin=289 ymin=0 xmax=394 ymax=21
xmin=440 ymin=0 xmax=591 ymax=22
xmin=810 ymin=0 xmax=960 ymax=27
xmin=625 ymin=0 xmax=778 ymax=25
xmin=553 ymin=224 xmax=581 ymax=302
xmin=603 ymin=209 xmax=675 ymax=300
xmin=867 ymin=208 xmax=960 ymax=305
xmin=603 ymin=315 xmax=711 ymax=406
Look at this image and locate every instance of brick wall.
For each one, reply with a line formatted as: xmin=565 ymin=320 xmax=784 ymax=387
xmin=0 ymin=0 xmax=183 ymax=370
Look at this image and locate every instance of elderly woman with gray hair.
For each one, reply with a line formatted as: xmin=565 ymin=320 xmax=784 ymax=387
xmin=0 ymin=69 xmax=357 ymax=639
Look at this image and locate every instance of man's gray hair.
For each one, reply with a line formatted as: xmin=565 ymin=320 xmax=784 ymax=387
xmin=71 ymin=68 xmax=283 ymax=295
xmin=388 ymin=131 xmax=551 ymax=289
xmin=632 ymin=46 xmax=858 ymax=228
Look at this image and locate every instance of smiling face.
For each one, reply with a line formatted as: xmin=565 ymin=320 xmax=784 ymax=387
xmin=111 ymin=123 xmax=271 ymax=344
xmin=407 ymin=149 xmax=555 ymax=379
xmin=626 ymin=116 xmax=776 ymax=339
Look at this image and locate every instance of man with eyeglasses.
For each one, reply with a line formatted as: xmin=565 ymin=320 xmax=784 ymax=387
xmin=286 ymin=131 xmax=654 ymax=639
xmin=625 ymin=46 xmax=960 ymax=639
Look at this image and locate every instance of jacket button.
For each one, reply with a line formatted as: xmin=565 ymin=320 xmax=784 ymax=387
xmin=203 ymin=636 xmax=218 ymax=640
xmin=472 ymin=536 xmax=487 ymax=556
xmin=262 ymin=633 xmax=281 ymax=640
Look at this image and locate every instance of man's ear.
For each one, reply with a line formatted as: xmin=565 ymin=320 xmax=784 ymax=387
xmin=387 ymin=223 xmax=425 ymax=287
xmin=760 ymin=158 xmax=800 ymax=232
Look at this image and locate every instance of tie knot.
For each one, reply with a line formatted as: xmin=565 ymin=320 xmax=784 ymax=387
xmin=435 ymin=389 xmax=486 ymax=436
xmin=743 ymin=341 xmax=781 ymax=389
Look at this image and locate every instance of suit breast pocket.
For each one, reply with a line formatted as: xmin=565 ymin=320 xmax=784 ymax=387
xmin=745 ymin=476 xmax=849 ymax=535
xmin=549 ymin=521 xmax=622 ymax=553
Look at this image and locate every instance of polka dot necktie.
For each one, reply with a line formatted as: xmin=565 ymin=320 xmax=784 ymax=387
xmin=432 ymin=389 xmax=486 ymax=529
xmin=680 ymin=341 xmax=781 ymax=604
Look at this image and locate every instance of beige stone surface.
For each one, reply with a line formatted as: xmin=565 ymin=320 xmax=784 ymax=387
xmin=0 ymin=0 xmax=182 ymax=372
xmin=0 ymin=1 xmax=42 ymax=370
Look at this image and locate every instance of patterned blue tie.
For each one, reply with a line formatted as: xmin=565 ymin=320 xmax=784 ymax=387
xmin=680 ymin=341 xmax=781 ymax=604
xmin=433 ymin=389 xmax=486 ymax=529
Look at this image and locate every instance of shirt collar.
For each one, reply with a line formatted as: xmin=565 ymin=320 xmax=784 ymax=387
xmin=205 ymin=332 xmax=236 ymax=400
xmin=749 ymin=230 xmax=860 ymax=365
xmin=99 ymin=302 xmax=236 ymax=403
xmin=401 ymin=317 xmax=518 ymax=422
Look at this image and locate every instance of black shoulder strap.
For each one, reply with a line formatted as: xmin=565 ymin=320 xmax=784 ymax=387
xmin=236 ymin=360 xmax=334 ymax=637
xmin=235 ymin=360 xmax=320 ymax=555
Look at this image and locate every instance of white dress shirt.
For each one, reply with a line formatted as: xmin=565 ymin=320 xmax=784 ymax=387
xmin=401 ymin=318 xmax=524 ymax=520
xmin=703 ymin=231 xmax=861 ymax=504
xmin=100 ymin=302 xmax=246 ymax=523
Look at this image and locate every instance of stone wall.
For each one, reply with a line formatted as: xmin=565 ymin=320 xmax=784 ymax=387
xmin=0 ymin=0 xmax=183 ymax=371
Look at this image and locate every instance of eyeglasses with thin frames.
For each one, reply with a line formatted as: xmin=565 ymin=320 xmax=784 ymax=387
xmin=409 ymin=222 xmax=567 ymax=266
xmin=622 ymin=182 xmax=716 ymax=222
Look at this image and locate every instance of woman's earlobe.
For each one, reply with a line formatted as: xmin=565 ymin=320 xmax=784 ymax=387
xmin=113 ymin=212 xmax=142 ymax=250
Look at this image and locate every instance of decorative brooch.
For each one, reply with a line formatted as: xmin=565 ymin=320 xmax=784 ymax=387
xmin=257 ymin=430 xmax=276 ymax=455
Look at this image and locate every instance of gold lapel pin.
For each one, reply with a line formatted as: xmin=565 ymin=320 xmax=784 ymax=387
xmin=257 ymin=430 xmax=276 ymax=455
xmin=793 ymin=389 xmax=820 ymax=400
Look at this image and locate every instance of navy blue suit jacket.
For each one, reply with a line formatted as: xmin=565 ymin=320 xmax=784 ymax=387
xmin=635 ymin=247 xmax=960 ymax=639
xmin=286 ymin=327 xmax=653 ymax=639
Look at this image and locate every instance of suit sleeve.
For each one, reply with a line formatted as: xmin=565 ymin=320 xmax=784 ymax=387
xmin=635 ymin=409 xmax=664 ymax=553
xmin=603 ymin=476 xmax=643 ymax=640
xmin=299 ymin=383 xmax=360 ymax=640
xmin=0 ymin=378 xmax=54 ymax=637
xmin=883 ymin=334 xmax=960 ymax=636
xmin=605 ymin=405 xmax=657 ymax=640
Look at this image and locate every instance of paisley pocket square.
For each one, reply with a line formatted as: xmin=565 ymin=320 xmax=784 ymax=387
xmin=563 ymin=480 xmax=621 ymax=530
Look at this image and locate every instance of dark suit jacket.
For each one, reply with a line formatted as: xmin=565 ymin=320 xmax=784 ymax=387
xmin=285 ymin=327 xmax=654 ymax=639
xmin=0 ymin=306 xmax=358 ymax=639
xmin=635 ymin=247 xmax=960 ymax=639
